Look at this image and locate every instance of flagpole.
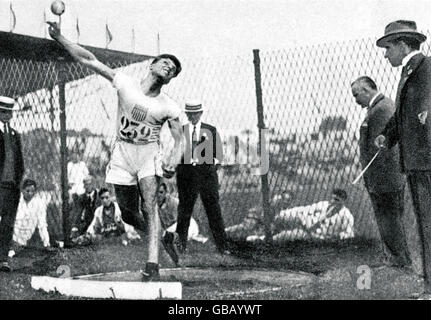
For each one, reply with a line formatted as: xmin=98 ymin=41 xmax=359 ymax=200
xmin=131 ymin=26 xmax=135 ymax=53
xmin=43 ymin=10 xmax=47 ymax=38
xmin=157 ymin=32 xmax=160 ymax=55
xmin=76 ymin=17 xmax=80 ymax=43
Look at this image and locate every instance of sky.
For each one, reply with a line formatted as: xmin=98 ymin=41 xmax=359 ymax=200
xmin=3 ymin=0 xmax=431 ymax=138
xmin=2 ymin=0 xmax=431 ymax=60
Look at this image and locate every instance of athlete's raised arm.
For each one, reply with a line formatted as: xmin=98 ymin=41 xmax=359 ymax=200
xmin=47 ymin=21 xmax=116 ymax=81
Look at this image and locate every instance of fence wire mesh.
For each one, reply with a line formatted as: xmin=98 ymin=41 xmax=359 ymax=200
xmin=3 ymin=31 xmax=431 ymax=247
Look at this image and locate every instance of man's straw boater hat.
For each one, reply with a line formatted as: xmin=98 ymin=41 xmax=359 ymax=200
xmin=376 ymin=20 xmax=427 ymax=48
xmin=0 ymin=96 xmax=18 ymax=111
xmin=185 ymin=100 xmax=204 ymax=113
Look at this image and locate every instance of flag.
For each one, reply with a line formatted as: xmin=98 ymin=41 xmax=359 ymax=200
xmin=105 ymin=23 xmax=113 ymax=48
xmin=131 ymin=27 xmax=135 ymax=53
xmin=9 ymin=3 xmax=16 ymax=33
xmin=76 ymin=18 xmax=80 ymax=43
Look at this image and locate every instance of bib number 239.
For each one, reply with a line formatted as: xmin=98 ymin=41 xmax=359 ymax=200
xmin=119 ymin=116 xmax=151 ymax=141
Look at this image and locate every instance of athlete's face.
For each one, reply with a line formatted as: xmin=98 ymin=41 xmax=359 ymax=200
xmin=151 ymin=58 xmax=177 ymax=83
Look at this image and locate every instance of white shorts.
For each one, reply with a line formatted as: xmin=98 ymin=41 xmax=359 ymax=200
xmin=106 ymin=140 xmax=163 ymax=185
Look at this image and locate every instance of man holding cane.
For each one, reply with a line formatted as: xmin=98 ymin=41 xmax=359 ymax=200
xmin=351 ymin=76 xmax=410 ymax=269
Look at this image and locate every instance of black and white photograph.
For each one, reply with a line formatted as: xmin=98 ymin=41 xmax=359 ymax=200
xmin=1 ymin=0 xmax=431 ymax=304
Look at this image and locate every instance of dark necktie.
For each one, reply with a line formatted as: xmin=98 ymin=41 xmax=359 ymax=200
xmin=192 ymin=125 xmax=198 ymax=159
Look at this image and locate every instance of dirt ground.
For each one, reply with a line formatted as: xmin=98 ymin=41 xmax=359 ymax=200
xmin=0 ymin=237 xmax=425 ymax=300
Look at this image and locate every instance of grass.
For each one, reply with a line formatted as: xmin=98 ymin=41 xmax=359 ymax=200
xmin=0 ymin=237 xmax=425 ymax=300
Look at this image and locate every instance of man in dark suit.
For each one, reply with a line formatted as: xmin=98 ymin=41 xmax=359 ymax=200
xmin=0 ymin=96 xmax=24 ymax=272
xmin=351 ymin=76 xmax=411 ymax=268
xmin=375 ymin=20 xmax=431 ymax=299
xmin=70 ymin=175 xmax=101 ymax=237
xmin=175 ymin=100 xmax=229 ymax=254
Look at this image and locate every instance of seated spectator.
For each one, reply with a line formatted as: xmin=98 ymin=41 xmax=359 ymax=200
xmin=12 ymin=179 xmax=50 ymax=249
xmin=225 ymin=192 xmax=291 ymax=241
xmin=67 ymin=148 xmax=90 ymax=199
xmin=72 ymin=188 xmax=140 ymax=245
xmin=225 ymin=207 xmax=265 ymax=241
xmin=158 ymin=182 xmax=207 ymax=266
xmin=249 ymin=188 xmax=354 ymax=243
xmin=70 ymin=175 xmax=100 ymax=237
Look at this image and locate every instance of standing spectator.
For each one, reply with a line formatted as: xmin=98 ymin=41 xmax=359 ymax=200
xmin=12 ymin=179 xmax=50 ymax=249
xmin=0 ymin=97 xmax=24 ymax=272
xmin=70 ymin=175 xmax=101 ymax=237
xmin=351 ymin=76 xmax=411 ymax=269
xmin=67 ymin=147 xmax=89 ymax=199
xmin=176 ymin=100 xmax=229 ymax=254
xmin=375 ymin=20 xmax=431 ymax=299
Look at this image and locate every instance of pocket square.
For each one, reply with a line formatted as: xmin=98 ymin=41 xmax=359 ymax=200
xmin=418 ymin=111 xmax=428 ymax=125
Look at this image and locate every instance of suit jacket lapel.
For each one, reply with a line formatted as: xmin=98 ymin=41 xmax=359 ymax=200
xmin=396 ymin=53 xmax=425 ymax=110
xmin=369 ymin=93 xmax=384 ymax=109
xmin=182 ymin=124 xmax=192 ymax=164
xmin=197 ymin=123 xmax=207 ymax=145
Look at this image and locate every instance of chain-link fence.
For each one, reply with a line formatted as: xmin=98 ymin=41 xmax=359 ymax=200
xmin=3 ymin=30 xmax=431 ymax=247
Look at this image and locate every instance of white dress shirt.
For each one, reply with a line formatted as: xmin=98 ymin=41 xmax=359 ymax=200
xmin=13 ymin=195 xmax=50 ymax=247
xmin=188 ymin=121 xmax=202 ymax=143
xmin=67 ymin=161 xmax=89 ymax=195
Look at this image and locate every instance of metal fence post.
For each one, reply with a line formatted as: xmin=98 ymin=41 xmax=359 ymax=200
xmin=58 ymin=61 xmax=70 ymax=247
xmin=252 ymin=49 xmax=272 ymax=242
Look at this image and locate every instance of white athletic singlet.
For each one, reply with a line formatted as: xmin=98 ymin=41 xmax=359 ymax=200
xmin=112 ymin=72 xmax=181 ymax=145
xmin=105 ymin=72 xmax=181 ymax=184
